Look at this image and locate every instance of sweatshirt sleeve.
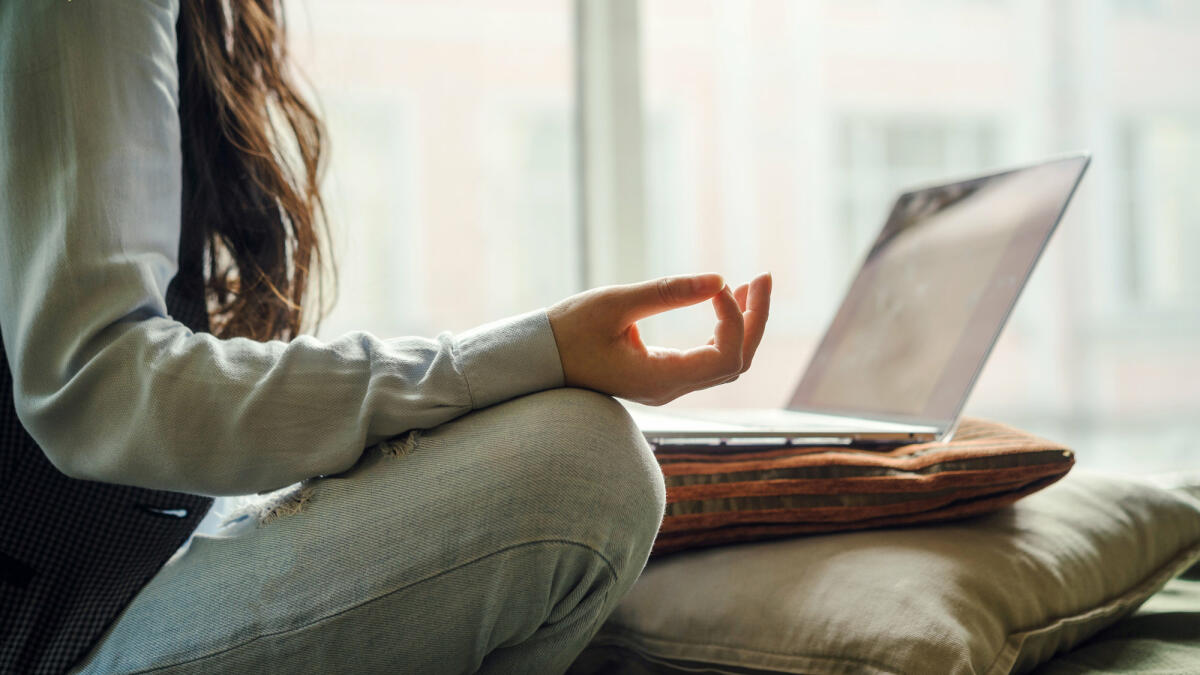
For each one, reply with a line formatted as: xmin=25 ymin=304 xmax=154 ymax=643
xmin=0 ymin=0 xmax=564 ymax=496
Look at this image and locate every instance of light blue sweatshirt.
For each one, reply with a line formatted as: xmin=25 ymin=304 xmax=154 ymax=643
xmin=0 ymin=0 xmax=565 ymax=497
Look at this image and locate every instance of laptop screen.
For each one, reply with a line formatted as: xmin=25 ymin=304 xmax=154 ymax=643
xmin=788 ymin=155 xmax=1089 ymax=426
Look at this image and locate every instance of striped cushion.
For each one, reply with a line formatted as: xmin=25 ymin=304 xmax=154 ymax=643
xmin=653 ymin=418 xmax=1074 ymax=554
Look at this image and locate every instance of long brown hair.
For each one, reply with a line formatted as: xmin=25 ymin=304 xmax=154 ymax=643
xmin=176 ymin=0 xmax=331 ymax=341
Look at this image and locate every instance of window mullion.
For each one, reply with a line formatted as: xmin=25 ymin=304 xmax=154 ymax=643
xmin=574 ymin=0 xmax=646 ymax=290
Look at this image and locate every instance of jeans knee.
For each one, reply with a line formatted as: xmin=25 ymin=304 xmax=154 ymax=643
xmin=511 ymin=388 xmax=665 ymax=581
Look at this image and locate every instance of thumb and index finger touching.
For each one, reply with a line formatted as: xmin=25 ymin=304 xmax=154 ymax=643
xmin=611 ymin=273 xmax=753 ymax=384
xmin=612 ymin=274 xmax=744 ymax=351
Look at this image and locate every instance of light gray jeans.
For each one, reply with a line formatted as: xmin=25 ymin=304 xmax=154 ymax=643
xmin=73 ymin=389 xmax=666 ymax=674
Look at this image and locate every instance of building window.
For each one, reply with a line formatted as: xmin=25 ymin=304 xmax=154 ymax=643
xmin=1116 ymin=117 xmax=1200 ymax=312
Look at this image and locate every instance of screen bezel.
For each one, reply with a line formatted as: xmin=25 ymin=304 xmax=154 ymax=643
xmin=786 ymin=154 xmax=1092 ymax=435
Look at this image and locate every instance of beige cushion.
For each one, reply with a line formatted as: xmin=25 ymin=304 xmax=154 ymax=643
xmin=571 ymin=472 xmax=1200 ymax=675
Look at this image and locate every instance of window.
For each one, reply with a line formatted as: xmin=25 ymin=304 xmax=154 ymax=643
xmin=316 ymin=93 xmax=423 ymax=338
xmin=286 ymin=0 xmax=576 ymax=336
xmin=1111 ymin=0 xmax=1200 ymax=20
xmin=1117 ymin=118 xmax=1200 ymax=312
xmin=638 ymin=0 xmax=1200 ymax=474
xmin=281 ymin=0 xmax=1199 ymax=476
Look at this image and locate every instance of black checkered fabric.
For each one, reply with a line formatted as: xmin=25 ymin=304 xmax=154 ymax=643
xmin=0 ymin=268 xmax=214 ymax=674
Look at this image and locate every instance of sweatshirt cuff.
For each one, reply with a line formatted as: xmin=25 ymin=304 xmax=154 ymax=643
xmin=453 ymin=309 xmax=566 ymax=409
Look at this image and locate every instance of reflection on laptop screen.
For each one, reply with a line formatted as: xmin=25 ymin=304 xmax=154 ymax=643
xmin=788 ymin=156 xmax=1089 ymax=424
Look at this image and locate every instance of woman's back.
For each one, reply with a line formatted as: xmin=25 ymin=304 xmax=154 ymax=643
xmin=0 ymin=275 xmax=214 ymax=674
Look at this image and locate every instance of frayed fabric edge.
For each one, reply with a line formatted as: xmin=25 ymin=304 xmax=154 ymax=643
xmin=257 ymin=484 xmax=315 ymax=525
xmin=218 ymin=430 xmax=420 ymax=529
xmin=221 ymin=481 xmax=315 ymax=528
xmin=379 ymin=429 xmax=421 ymax=458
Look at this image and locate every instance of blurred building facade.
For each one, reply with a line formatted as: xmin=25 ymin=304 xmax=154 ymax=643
xmin=286 ymin=0 xmax=1199 ymax=474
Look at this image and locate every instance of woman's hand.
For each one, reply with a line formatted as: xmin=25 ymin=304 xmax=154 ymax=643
xmin=546 ymin=272 xmax=772 ymax=406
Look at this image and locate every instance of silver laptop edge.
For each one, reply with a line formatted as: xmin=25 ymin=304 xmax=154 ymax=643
xmin=629 ymin=154 xmax=1092 ymax=446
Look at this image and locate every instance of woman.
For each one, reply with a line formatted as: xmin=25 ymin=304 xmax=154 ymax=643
xmin=0 ymin=1 xmax=771 ymax=672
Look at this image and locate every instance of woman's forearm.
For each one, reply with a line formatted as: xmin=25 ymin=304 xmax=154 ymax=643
xmin=9 ymin=309 xmax=561 ymax=496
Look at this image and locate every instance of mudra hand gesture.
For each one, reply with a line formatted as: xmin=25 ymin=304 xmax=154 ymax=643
xmin=548 ymin=272 xmax=772 ymax=406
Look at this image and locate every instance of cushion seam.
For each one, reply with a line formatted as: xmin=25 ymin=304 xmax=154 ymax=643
xmin=982 ymin=539 xmax=1200 ymax=675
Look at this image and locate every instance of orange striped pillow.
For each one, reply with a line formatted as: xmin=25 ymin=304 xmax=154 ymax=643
xmin=653 ymin=418 xmax=1073 ymax=555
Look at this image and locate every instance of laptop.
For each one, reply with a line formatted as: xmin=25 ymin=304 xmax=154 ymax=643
xmin=626 ymin=154 xmax=1091 ymax=447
